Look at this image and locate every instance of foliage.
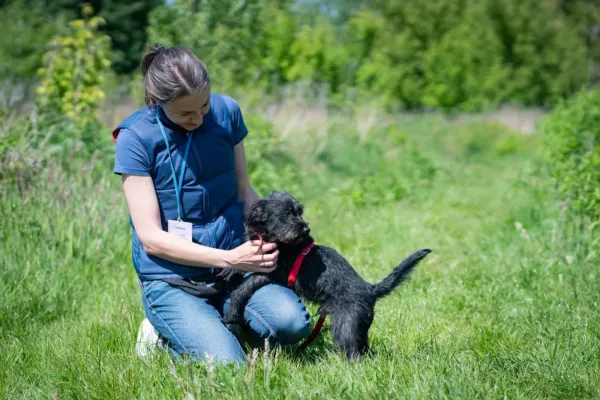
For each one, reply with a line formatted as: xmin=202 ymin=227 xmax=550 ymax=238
xmin=35 ymin=4 xmax=112 ymax=130
xmin=2 ymin=0 xmax=597 ymax=111
xmin=0 ymin=112 xmax=113 ymax=188
xmin=147 ymin=0 xmax=296 ymax=94
xmin=285 ymin=15 xmax=350 ymax=95
xmin=94 ymin=0 xmax=163 ymax=74
xmin=145 ymin=0 xmax=594 ymax=111
xmin=420 ymin=2 xmax=512 ymax=111
xmin=486 ymin=0 xmax=589 ymax=106
xmin=351 ymin=0 xmax=590 ymax=110
xmin=539 ymin=88 xmax=600 ymax=225
xmin=558 ymin=0 xmax=600 ymax=84
xmin=19 ymin=0 xmax=161 ymax=74
xmin=0 ymin=4 xmax=114 ymax=184
xmin=0 ymin=0 xmax=68 ymax=82
xmin=0 ymin=0 xmax=68 ymax=114
xmin=243 ymin=114 xmax=304 ymax=197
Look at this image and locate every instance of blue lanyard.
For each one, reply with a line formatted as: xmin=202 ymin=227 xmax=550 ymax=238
xmin=156 ymin=108 xmax=193 ymax=221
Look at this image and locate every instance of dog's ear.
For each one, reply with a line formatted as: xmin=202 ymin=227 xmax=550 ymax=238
xmin=245 ymin=200 xmax=267 ymax=225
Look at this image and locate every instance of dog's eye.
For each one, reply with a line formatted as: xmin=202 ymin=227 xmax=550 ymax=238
xmin=284 ymin=209 xmax=292 ymax=216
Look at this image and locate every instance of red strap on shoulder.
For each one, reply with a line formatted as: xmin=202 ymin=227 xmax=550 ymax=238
xmin=288 ymin=242 xmax=316 ymax=288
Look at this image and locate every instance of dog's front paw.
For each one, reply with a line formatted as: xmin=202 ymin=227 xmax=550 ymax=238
xmin=222 ymin=312 xmax=244 ymax=325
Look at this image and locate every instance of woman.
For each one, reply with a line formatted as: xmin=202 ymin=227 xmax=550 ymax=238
xmin=113 ymin=44 xmax=310 ymax=364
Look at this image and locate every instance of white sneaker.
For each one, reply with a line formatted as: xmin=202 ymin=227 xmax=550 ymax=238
xmin=135 ymin=318 xmax=160 ymax=357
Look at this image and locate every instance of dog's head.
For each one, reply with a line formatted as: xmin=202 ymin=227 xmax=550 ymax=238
xmin=245 ymin=191 xmax=310 ymax=245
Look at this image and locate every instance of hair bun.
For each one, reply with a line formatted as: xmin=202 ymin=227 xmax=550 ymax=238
xmin=141 ymin=43 xmax=165 ymax=77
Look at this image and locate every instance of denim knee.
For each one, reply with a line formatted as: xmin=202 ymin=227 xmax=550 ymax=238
xmin=234 ymin=283 xmax=312 ymax=345
xmin=275 ymin=312 xmax=310 ymax=344
xmin=270 ymin=304 xmax=311 ymax=345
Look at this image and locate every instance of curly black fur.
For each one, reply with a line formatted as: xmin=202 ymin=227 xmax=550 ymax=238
xmin=223 ymin=191 xmax=431 ymax=360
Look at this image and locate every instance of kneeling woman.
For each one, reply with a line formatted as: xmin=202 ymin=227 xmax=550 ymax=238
xmin=113 ymin=44 xmax=310 ymax=364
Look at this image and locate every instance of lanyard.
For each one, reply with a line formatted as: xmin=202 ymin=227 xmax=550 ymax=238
xmin=156 ymin=108 xmax=193 ymax=221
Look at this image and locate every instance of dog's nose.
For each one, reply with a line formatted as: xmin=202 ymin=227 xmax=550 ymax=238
xmin=303 ymin=226 xmax=311 ymax=234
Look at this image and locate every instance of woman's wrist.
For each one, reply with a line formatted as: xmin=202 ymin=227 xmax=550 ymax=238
xmin=207 ymin=248 xmax=231 ymax=269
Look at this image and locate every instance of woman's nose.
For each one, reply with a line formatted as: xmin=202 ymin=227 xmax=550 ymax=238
xmin=191 ymin=111 xmax=204 ymax=123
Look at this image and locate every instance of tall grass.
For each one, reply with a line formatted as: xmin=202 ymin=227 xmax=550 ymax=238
xmin=0 ymin=104 xmax=598 ymax=399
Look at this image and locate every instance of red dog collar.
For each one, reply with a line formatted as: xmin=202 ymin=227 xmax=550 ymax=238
xmin=288 ymin=242 xmax=316 ymax=288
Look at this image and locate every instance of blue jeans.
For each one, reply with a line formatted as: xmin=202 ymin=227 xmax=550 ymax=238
xmin=139 ymin=278 xmax=311 ymax=364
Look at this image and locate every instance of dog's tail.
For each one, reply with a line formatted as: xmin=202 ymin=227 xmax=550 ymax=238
xmin=371 ymin=249 xmax=431 ymax=299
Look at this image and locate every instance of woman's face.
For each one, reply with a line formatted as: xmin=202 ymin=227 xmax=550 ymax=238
xmin=163 ymin=88 xmax=211 ymax=131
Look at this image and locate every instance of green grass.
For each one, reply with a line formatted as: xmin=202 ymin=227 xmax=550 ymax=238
xmin=1 ymin=110 xmax=598 ymax=399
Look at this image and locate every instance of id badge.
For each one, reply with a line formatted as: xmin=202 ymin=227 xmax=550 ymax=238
xmin=168 ymin=220 xmax=193 ymax=242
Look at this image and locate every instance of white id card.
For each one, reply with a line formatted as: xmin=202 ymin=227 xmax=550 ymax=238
xmin=168 ymin=220 xmax=193 ymax=242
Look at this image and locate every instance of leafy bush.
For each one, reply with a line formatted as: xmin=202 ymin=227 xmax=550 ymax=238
xmin=0 ymin=0 xmax=68 ymax=82
xmin=0 ymin=0 xmax=69 ymax=112
xmin=349 ymin=0 xmax=590 ymax=111
xmin=1 ymin=5 xmax=114 ymax=185
xmin=539 ymin=89 xmax=600 ymax=225
xmin=147 ymin=0 xmax=292 ymax=94
xmin=285 ymin=15 xmax=350 ymax=95
xmin=486 ymin=0 xmax=589 ymax=107
xmin=421 ymin=3 xmax=511 ymax=111
xmin=36 ymin=4 xmax=112 ymax=129
xmin=243 ymin=115 xmax=304 ymax=197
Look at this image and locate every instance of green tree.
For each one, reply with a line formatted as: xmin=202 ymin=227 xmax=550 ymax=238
xmin=487 ymin=0 xmax=589 ymax=106
xmin=286 ymin=15 xmax=349 ymax=95
xmin=28 ymin=0 xmax=161 ymax=74
xmin=0 ymin=0 xmax=68 ymax=111
xmin=144 ymin=0 xmax=595 ymax=110
xmin=0 ymin=1 xmax=67 ymax=81
xmin=148 ymin=0 xmax=297 ymax=92
xmin=421 ymin=2 xmax=511 ymax=111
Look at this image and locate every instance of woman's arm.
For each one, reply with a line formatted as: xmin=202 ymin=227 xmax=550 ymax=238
xmin=234 ymin=141 xmax=260 ymax=212
xmin=121 ymin=174 xmax=277 ymax=271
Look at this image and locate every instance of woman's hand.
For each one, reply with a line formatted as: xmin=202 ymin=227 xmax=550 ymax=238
xmin=224 ymin=240 xmax=279 ymax=273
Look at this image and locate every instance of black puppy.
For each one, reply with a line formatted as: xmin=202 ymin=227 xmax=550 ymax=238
xmin=222 ymin=191 xmax=431 ymax=359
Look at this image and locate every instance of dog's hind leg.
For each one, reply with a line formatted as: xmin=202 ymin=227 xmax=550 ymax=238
xmin=222 ymin=274 xmax=275 ymax=324
xmin=329 ymin=303 xmax=374 ymax=361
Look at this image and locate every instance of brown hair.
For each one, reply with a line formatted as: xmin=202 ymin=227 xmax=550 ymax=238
xmin=141 ymin=43 xmax=210 ymax=106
